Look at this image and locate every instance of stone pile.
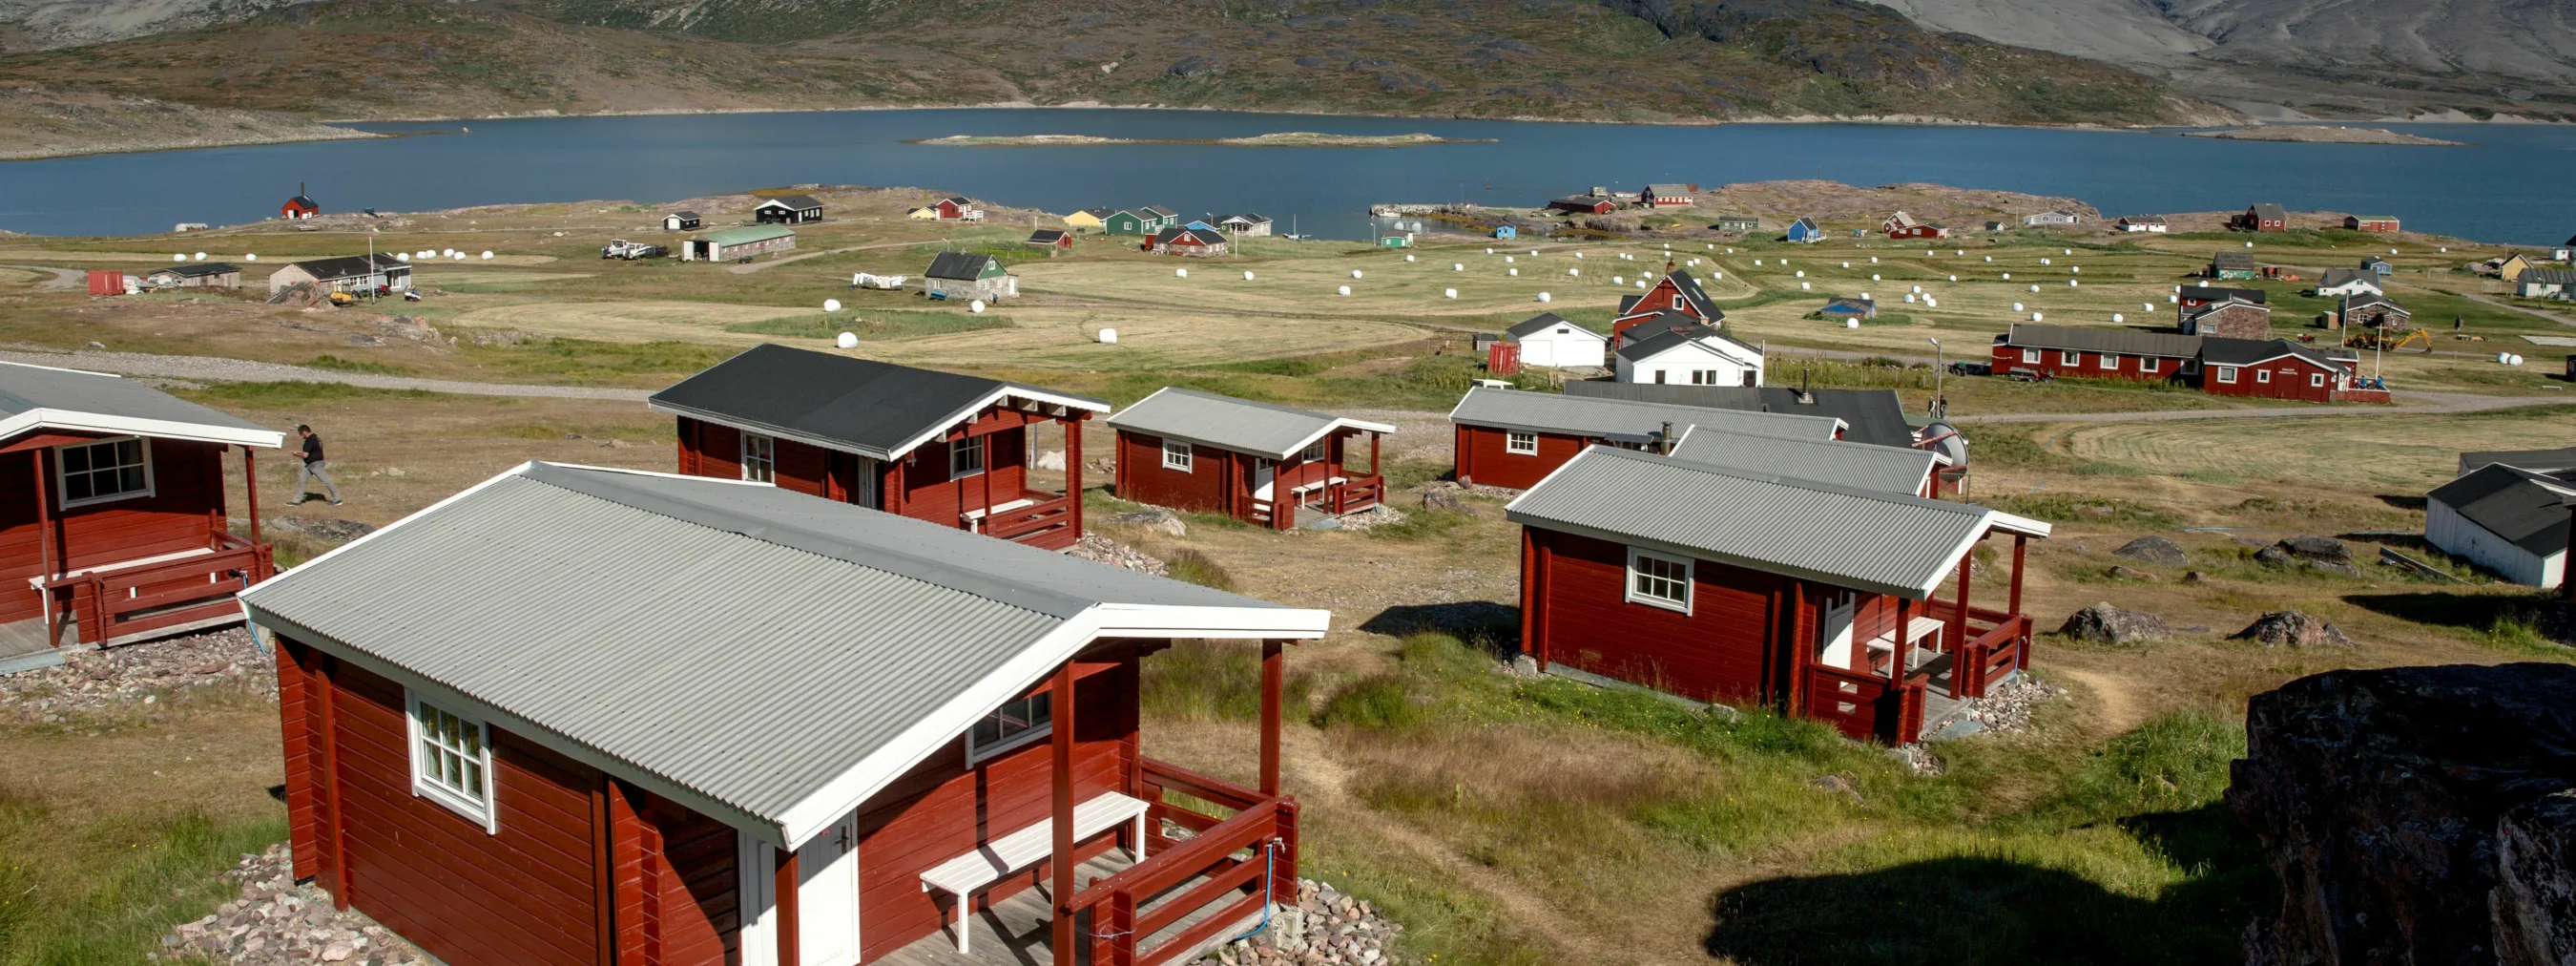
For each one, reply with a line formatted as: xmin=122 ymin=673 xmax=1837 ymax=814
xmin=163 ymin=844 xmax=421 ymax=965
xmin=2254 ymin=536 xmax=2358 ymax=576
xmin=1103 ymin=507 xmax=1187 ymax=536
xmin=2110 ymin=535 xmax=2189 ymax=567
xmin=1212 ymin=878 xmax=1405 ymax=966
xmin=1963 ymin=676 xmax=2060 ymax=734
xmin=1327 ymin=505 xmax=1408 ymax=533
xmin=1 ymin=626 xmax=271 ymax=718
xmin=1069 ymin=534 xmax=1169 ymax=576
xmin=1414 ymin=479 xmax=1517 ymax=500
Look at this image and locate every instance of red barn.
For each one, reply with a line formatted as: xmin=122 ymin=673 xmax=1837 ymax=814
xmin=2200 ymin=338 xmax=2362 ymax=403
xmin=1548 ymin=196 xmax=1616 ymax=215
xmin=1107 ymin=388 xmax=1392 ymax=531
xmin=2233 ymin=203 xmax=2288 ymax=232
xmin=281 ymin=186 xmax=319 ymax=220
xmin=1989 ymin=325 xmax=2202 ymax=383
xmin=1610 ymin=269 xmax=1725 ymax=342
xmin=651 ymin=345 xmax=1109 ymax=551
xmin=240 ymin=462 xmax=1325 ymax=966
xmin=1640 ymin=183 xmax=1697 ymax=207
xmin=2344 ymin=215 xmax=2400 ymax=232
xmin=1445 ymin=386 xmax=1840 ymax=490
xmin=1507 ymin=446 xmax=2047 ymax=744
xmin=933 ymin=196 xmax=983 ymax=221
xmin=0 ymin=361 xmax=282 ymax=670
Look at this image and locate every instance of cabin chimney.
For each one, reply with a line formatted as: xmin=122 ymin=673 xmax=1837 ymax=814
xmin=1658 ymin=421 xmax=1674 ymax=454
xmin=1797 ymin=368 xmax=1816 ymax=406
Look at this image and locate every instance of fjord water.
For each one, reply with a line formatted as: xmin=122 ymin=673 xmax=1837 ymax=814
xmin=1 ymin=108 xmax=2567 ymax=242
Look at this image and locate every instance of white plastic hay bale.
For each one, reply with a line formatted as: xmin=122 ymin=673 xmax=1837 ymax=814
xmin=1530 ymin=250 xmax=1538 ymax=255
xmin=1954 ymin=250 xmax=1963 ymax=256
xmin=2169 ymin=295 xmax=2179 ymax=303
xmin=823 ymin=299 xmax=841 ymax=312
xmin=1444 ymin=288 xmax=1457 ymax=299
xmin=2031 ymin=312 xmax=2044 ymax=322
xmin=1612 ymin=276 xmax=1624 ymax=285
xmin=395 ymin=253 xmax=410 ymax=262
xmin=171 ymin=254 xmax=186 ymax=262
xmin=453 ymin=252 xmax=466 ymax=261
xmin=836 ymin=331 xmax=859 ymax=349
xmin=2070 ymin=265 xmax=2081 ymax=273
xmin=1351 ymin=269 xmax=1363 ymax=279
xmin=2029 ymin=284 xmax=2040 ymax=292
xmin=244 ymin=254 xmax=257 ymax=262
xmin=2113 ymin=313 xmax=2125 ymax=323
xmin=554 ymin=232 xmax=564 ymax=237
xmin=1795 ymin=270 xmax=1805 ymax=278
xmin=1871 ymin=274 xmax=1880 ymax=282
xmin=1575 ymin=252 xmax=1585 ymax=259
xmin=2245 ymin=242 xmax=2254 ymax=247
xmin=1845 ymin=319 xmax=1859 ymax=329
xmin=1842 ymin=262 xmax=1851 ymax=268
xmin=2013 ymin=302 xmax=2025 ymax=311
xmin=1536 ymin=291 xmax=1551 ymax=303
xmin=1453 ymin=263 xmax=1464 ymax=271
xmin=1663 ymin=243 xmax=1671 ymax=249
xmin=1405 ymin=255 xmax=1416 ymax=262
xmin=1924 ymin=250 xmax=1934 ymax=257
xmin=2390 ymin=248 xmax=2399 ymax=255
xmin=2041 ymin=258 xmax=2051 ymax=265
xmin=2069 ymin=280 xmax=2079 ymax=287
xmin=1338 ymin=285 xmax=1351 ymax=296
xmin=1922 ymin=296 xmax=1937 ymax=307
xmin=1243 ymin=270 xmax=1256 ymax=281
xmin=1948 ymin=275 xmax=1957 ymax=282
xmin=2145 ymin=303 xmax=2156 ymax=312
xmin=1861 ymin=292 xmax=1872 ymax=301
xmin=968 ymin=300 xmax=986 ymax=313
xmin=1485 ymin=248 xmax=1493 ymax=254
xmin=2064 ymin=249 xmax=2073 ymax=256
xmin=1869 ymin=257 xmax=1878 ymax=263
xmin=1504 ymin=256 xmax=1515 ymax=263
xmin=1801 ymin=282 xmax=1812 ymax=290
xmin=1753 ymin=259 xmax=1761 ymax=265
xmin=1904 ymin=294 xmax=1916 ymax=304
xmin=481 ymin=251 xmax=494 ymax=260
xmin=1635 ymin=280 xmax=1648 ymax=289
xmin=1175 ymin=268 xmax=1189 ymax=278
xmin=1508 ymin=268 xmax=1519 ymax=277
xmin=1568 ymin=268 xmax=1580 ymax=277
xmin=2510 ymin=354 xmax=2524 ymax=366
xmin=1911 ymin=285 xmax=1922 ymax=293
xmin=1984 ymin=256 xmax=1994 ymax=262
xmin=2002 ymin=272 xmax=2011 ymax=280
xmin=1712 ymin=271 xmax=1723 ymax=280
xmin=1098 ymin=328 xmax=1118 ymax=345
xmin=193 ymin=252 xmax=207 ymax=261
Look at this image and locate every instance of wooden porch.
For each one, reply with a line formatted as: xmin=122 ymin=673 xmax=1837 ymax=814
xmin=1797 ymin=533 xmax=2035 ymax=745
xmin=1249 ymin=473 xmax=1386 ymax=532
xmin=5 ymin=438 xmax=275 ymax=663
xmin=948 ymin=409 xmax=1086 ymax=552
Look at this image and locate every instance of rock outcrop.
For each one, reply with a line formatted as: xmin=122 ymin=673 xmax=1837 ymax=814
xmin=2230 ymin=663 xmax=2576 ymax=966
xmin=2112 ymin=535 xmax=2190 ymax=567
xmin=2232 ymin=610 xmax=2355 ymax=648
xmin=2257 ymin=536 xmax=2359 ymax=576
xmin=2056 ymin=601 xmax=2169 ymax=644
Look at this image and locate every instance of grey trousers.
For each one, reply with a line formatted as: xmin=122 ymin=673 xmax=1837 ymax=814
xmin=291 ymin=461 xmax=341 ymax=503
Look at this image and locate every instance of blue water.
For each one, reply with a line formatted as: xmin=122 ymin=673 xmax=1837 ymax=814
xmin=2 ymin=108 xmax=2569 ymax=242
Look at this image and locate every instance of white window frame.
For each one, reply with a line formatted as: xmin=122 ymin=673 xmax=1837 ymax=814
xmin=1506 ymin=431 xmax=1539 ymax=455
xmin=2256 ymin=368 xmax=2272 ymax=384
xmin=2061 ymin=350 xmax=2079 ymax=366
xmin=2310 ymin=372 xmax=2326 ymax=388
xmin=54 ymin=436 xmax=155 ymax=510
xmin=2099 ymin=354 xmax=2119 ymax=370
xmin=406 ymin=690 xmax=498 ymax=833
xmin=2214 ymin=366 xmax=2237 ymax=384
xmin=1625 ymin=547 xmax=1693 ymax=614
xmin=738 ymin=432 xmax=775 ymax=484
xmin=1300 ymin=439 xmax=1329 ymax=463
xmin=949 ymin=435 xmax=986 ymax=479
xmin=1162 ymin=439 xmax=1194 ymax=472
xmin=965 ymin=690 xmax=1053 ymax=766
xmin=1690 ymin=368 xmax=1722 ymax=385
xmin=2021 ymin=348 xmax=2041 ymax=365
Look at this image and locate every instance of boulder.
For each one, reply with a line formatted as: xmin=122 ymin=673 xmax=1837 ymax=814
xmin=1422 ymin=489 xmax=1466 ymax=513
xmin=2254 ymin=545 xmax=2297 ymax=568
xmin=1103 ymin=508 xmax=1185 ymax=537
xmin=2230 ymin=663 xmax=2576 ymax=966
xmin=2232 ymin=610 xmax=2355 ymax=648
xmin=2276 ymin=535 xmax=2354 ymax=566
xmin=2112 ymin=535 xmax=2189 ymax=567
xmin=2183 ymin=570 xmax=2209 ymax=584
xmin=2056 ymin=601 xmax=2169 ymax=644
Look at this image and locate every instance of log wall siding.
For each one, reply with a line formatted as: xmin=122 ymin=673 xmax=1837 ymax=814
xmin=2205 ymin=357 xmax=2341 ymax=402
xmin=1528 ymin=529 xmax=1782 ymax=704
xmin=1985 ymin=344 xmax=2189 ymax=384
xmin=676 ymin=415 xmax=1036 ymax=522
xmin=853 ymin=650 xmax=1139 ymax=963
xmin=0 ymin=437 xmax=230 ymax=623
xmin=1453 ymin=425 xmax=1586 ymax=490
xmin=612 ymin=782 xmax=740 ymax=966
xmin=1116 ymin=430 xmax=1231 ymax=514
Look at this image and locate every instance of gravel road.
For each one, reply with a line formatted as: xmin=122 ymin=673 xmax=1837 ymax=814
xmin=0 ymin=347 xmax=652 ymax=401
xmin=2 ymin=265 xmax=85 ymax=292
xmin=1950 ymin=389 xmax=2566 ymax=424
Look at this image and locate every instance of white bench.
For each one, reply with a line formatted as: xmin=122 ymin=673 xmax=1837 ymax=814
xmin=1863 ymin=616 xmax=1947 ymax=674
xmin=919 ymin=791 xmax=1150 ymax=954
xmin=961 ymin=498 xmax=1037 ymax=532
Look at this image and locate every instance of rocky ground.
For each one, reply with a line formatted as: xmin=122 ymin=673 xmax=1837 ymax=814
xmin=157 ymin=844 xmax=423 ymax=965
xmin=0 ymin=625 xmax=271 ymax=720
xmin=0 ymin=86 xmax=371 ymax=162
xmin=1218 ymin=878 xmax=1405 ymax=966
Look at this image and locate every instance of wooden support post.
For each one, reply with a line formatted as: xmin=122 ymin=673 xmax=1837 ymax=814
xmin=1534 ymin=532 xmax=1552 ymax=669
xmin=243 ymin=448 xmax=261 ymax=549
xmin=979 ymin=434 xmax=993 ymax=528
xmin=591 ymin=781 xmax=614 ymax=966
xmin=1370 ymin=431 xmax=1381 ymax=477
xmin=2564 ymin=507 xmax=2575 ymax=604
xmin=2008 ymin=535 xmax=2027 ymax=617
xmin=1892 ymin=597 xmax=1912 ymax=686
xmin=31 ymin=450 xmax=54 ymax=646
xmin=775 ymin=848 xmax=800 ymax=966
xmin=1786 ymin=580 xmax=1808 ymax=715
xmin=1050 ymin=660 xmax=1077 ymax=966
xmin=1951 ymin=546 xmax=1973 ymax=699
xmin=1066 ymin=417 xmax=1084 ymax=538
xmin=1260 ymin=640 xmax=1283 ymax=796
xmin=1518 ymin=530 xmax=1538 ymax=662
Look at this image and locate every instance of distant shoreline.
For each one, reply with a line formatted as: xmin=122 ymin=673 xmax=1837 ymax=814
xmin=907 ymin=131 xmax=1496 ymax=148
xmin=2176 ymin=125 xmax=2468 ymax=146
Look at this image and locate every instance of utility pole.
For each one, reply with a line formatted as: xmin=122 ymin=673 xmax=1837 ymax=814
xmin=1927 ymin=337 xmax=1944 ymax=420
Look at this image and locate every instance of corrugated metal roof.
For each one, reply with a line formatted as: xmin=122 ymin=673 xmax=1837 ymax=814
xmin=1506 ymin=447 xmax=2044 ymax=597
xmin=2429 ymin=464 xmax=2576 ymax=555
xmin=1560 ymin=383 xmax=1917 ymax=449
xmin=2461 ymin=446 xmax=2576 ymax=475
xmin=697 ymin=224 xmax=796 ymax=246
xmin=1448 ymin=387 xmax=1840 ymax=441
xmin=1668 ymin=427 xmax=1936 ymax=494
xmin=0 ymin=361 xmax=281 ymax=447
xmin=241 ymin=464 xmax=1320 ymax=846
xmin=1108 ymin=388 xmax=1394 ymax=459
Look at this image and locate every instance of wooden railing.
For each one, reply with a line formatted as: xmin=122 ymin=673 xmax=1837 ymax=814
xmin=1326 ymin=475 xmax=1384 ymax=514
xmin=1250 ymin=498 xmax=1295 ymax=531
xmin=982 ymin=493 xmax=1077 ymax=549
xmin=1804 ymin=665 xmax=1890 ymax=743
xmin=1071 ymin=760 xmax=1298 ymax=966
xmin=1951 ymin=615 xmax=2032 ymax=699
xmin=48 ymin=534 xmax=272 ymax=646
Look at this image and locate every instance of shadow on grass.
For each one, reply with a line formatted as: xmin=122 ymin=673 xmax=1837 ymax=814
xmin=2373 ymin=494 xmax=2429 ymax=512
xmin=1360 ymin=601 xmax=1517 ymax=654
xmin=2345 ymin=590 xmax=2537 ymax=632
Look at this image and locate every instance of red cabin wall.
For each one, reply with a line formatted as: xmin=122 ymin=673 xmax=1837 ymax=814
xmin=1453 ymin=425 xmax=1586 ymax=490
xmin=855 ymin=650 xmax=1139 ymax=963
xmin=677 ymin=414 xmax=1033 ymax=527
xmin=1987 ymin=345 xmax=2185 ymax=384
xmin=2204 ymin=358 xmax=2339 ymax=402
xmin=1116 ymin=430 xmax=1233 ymax=515
xmin=0 ymin=435 xmax=231 ymax=623
xmin=611 ymin=783 xmax=739 ymax=966
xmin=893 ymin=428 xmax=1028 ymax=527
xmin=1525 ymin=529 xmax=1783 ymax=705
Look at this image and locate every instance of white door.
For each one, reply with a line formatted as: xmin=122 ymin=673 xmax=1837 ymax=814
xmin=798 ymin=816 xmax=861 ymax=966
xmin=1819 ymin=595 xmax=1857 ymax=670
xmin=1253 ymin=458 xmax=1276 ymax=500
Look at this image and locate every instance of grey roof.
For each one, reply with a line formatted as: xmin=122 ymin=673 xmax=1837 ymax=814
xmin=239 ymin=463 xmax=1319 ymax=847
xmin=2521 ymin=268 xmax=2576 ymax=285
xmin=924 ymin=251 xmax=1001 ymax=281
xmin=1550 ymin=196 xmax=1612 ymax=209
xmin=1789 ymin=218 xmax=1818 ymax=231
xmin=2005 ymin=324 xmax=2204 ymax=359
xmin=2429 ymin=464 xmax=2576 ymax=555
xmin=2121 ymin=215 xmax=2167 ymax=222
xmin=2183 ymin=285 xmax=2268 ymax=304
xmin=2318 ymin=268 xmax=2378 ymax=289
xmin=2212 ymin=251 xmax=2257 ymax=270
xmin=2340 ymin=293 xmax=2406 ymax=314
xmin=1613 ymin=325 xmax=1761 ymax=364
xmin=1081 ymin=207 xmax=1114 ymax=218
xmin=1667 ymin=427 xmax=1937 ymax=494
xmin=1026 ymin=229 xmax=1070 ymax=243
xmin=1155 ymin=226 xmax=1227 ymax=245
xmin=1506 ymin=447 xmax=2044 ymax=598
xmin=1107 ymin=388 xmax=1393 ymax=459
xmin=1820 ymin=297 xmax=1875 ymax=314
xmin=1448 ymin=386 xmax=1840 ymax=442
xmin=1616 ymin=308 xmax=1709 ymax=345
xmin=282 ymin=253 xmax=407 ymax=281
xmin=2200 ymin=337 xmax=2346 ymax=370
xmin=1506 ymin=312 xmax=1601 ymax=341
xmin=669 ymin=210 xmax=700 ymax=219
xmin=756 ymin=195 xmax=823 ymax=210
xmin=2462 ymin=446 xmax=2576 ymax=475
xmin=152 ymin=262 xmax=238 ymax=278
xmin=1137 ymin=205 xmax=1176 ymax=219
xmin=0 ymin=361 xmax=280 ymax=447
xmin=649 ymin=344 xmax=1108 ymax=461
xmin=1652 ymin=270 xmax=1723 ymax=320
xmin=2252 ymin=203 xmax=2287 ymax=220
xmin=1219 ymin=213 xmax=1271 ymax=225
xmin=1560 ymin=383 xmax=1916 ymax=449
xmin=1644 ymin=183 xmax=1693 ymax=197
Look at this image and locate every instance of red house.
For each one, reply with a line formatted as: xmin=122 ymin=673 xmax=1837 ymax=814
xmin=2233 ymin=203 xmax=2289 ymax=232
xmin=652 ymin=345 xmax=1110 ymax=551
xmin=1989 ymin=325 xmax=2202 ymax=383
xmin=1610 ymin=269 xmax=1725 ymax=342
xmin=1668 ymin=424 xmax=1944 ymax=499
xmin=281 ymin=196 xmax=319 ymax=220
xmin=0 ymin=361 xmax=282 ymax=670
xmin=1506 ymin=446 xmax=2048 ymax=744
xmin=1548 ymin=196 xmax=1617 ymax=215
xmin=2175 ymin=284 xmax=2268 ymax=310
xmin=239 ymin=462 xmax=1327 ymax=966
xmin=934 ymin=196 xmax=984 ymax=221
xmin=1107 ymin=388 xmax=1392 ymax=530
xmin=1640 ymin=183 xmax=1696 ymax=207
xmin=2344 ymin=215 xmax=2400 ymax=232
xmin=1446 ymin=386 xmax=1841 ymax=490
xmin=2201 ymin=338 xmax=2368 ymax=403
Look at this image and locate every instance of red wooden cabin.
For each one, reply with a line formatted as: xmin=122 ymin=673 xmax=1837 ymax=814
xmin=652 ymin=345 xmax=1109 ymax=551
xmin=1107 ymin=388 xmax=1392 ymax=531
xmin=241 ymin=463 xmax=1328 ymax=966
xmin=1888 ymin=223 xmax=1952 ymax=240
xmin=0 ymin=361 xmax=281 ymax=670
xmin=281 ymin=183 xmax=319 ymax=220
xmin=2201 ymin=338 xmax=2368 ymax=403
xmin=2233 ymin=203 xmax=2288 ymax=232
xmin=1989 ymin=325 xmax=2201 ymax=384
xmin=1610 ymin=269 xmax=1725 ymax=342
xmin=1506 ymin=447 xmax=2048 ymax=744
xmin=1446 ymin=386 xmax=1840 ymax=490
xmin=934 ymin=196 xmax=983 ymax=221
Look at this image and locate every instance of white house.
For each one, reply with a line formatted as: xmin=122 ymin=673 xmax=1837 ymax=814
xmin=2425 ymin=464 xmax=2575 ymax=588
xmin=2024 ymin=211 xmax=2080 ymax=227
xmin=1614 ymin=326 xmax=1764 ymax=387
xmin=1504 ymin=312 xmax=1609 ymax=368
xmin=2117 ymin=215 xmax=2168 ymax=233
xmin=2517 ymin=268 xmax=2576 ymax=299
xmin=2314 ymin=269 xmax=2384 ymax=299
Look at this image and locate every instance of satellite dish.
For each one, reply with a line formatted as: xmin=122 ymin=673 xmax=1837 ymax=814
xmin=1922 ymin=422 xmax=1968 ymax=468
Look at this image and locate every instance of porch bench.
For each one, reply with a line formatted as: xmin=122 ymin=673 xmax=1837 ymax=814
xmin=919 ymin=790 xmax=1150 ymax=954
xmin=961 ymin=498 xmax=1038 ymax=531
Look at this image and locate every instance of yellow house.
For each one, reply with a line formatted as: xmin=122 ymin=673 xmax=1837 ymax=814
xmin=1063 ymin=207 xmax=1111 ymax=233
xmin=906 ymin=206 xmax=940 ymax=220
xmin=2499 ymin=253 xmax=2533 ymax=282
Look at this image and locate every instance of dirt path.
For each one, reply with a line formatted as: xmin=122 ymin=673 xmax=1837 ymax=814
xmin=726 ymin=240 xmax=918 ymax=274
xmin=2047 ymin=666 xmax=2148 ymax=734
xmin=3 ymin=264 xmax=85 ymax=291
xmin=0 ymin=347 xmax=651 ymax=401
xmin=2457 ymin=289 xmax=2576 ymax=329
xmin=1955 ymin=389 xmax=2565 ymax=424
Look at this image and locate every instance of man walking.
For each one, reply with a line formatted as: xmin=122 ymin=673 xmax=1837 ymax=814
xmin=288 ymin=424 xmax=341 ymax=506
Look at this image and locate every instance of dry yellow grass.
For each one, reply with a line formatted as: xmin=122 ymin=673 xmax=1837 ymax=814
xmin=448 ymin=299 xmax=807 ymax=343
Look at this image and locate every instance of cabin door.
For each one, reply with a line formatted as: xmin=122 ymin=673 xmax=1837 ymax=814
xmin=851 ymin=456 xmax=881 ymax=510
xmin=1818 ymin=593 xmax=1857 ymax=670
xmin=797 ymin=814 xmax=862 ymax=966
xmin=1252 ymin=458 xmax=1276 ymax=500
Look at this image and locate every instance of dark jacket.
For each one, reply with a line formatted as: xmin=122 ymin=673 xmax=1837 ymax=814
xmin=301 ymin=434 xmax=325 ymax=465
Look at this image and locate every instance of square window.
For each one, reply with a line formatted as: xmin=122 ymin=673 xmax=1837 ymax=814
xmin=408 ymin=693 xmax=495 ymax=831
xmin=2062 ymin=350 xmax=2079 ymax=366
xmin=2310 ymin=373 xmax=2325 ymax=388
xmin=1626 ymin=548 xmax=1692 ymax=613
xmin=56 ymin=437 xmax=153 ymax=508
xmin=950 ymin=436 xmax=986 ymax=479
xmin=967 ymin=690 xmax=1053 ymax=763
xmin=2021 ymin=348 xmax=2041 ymax=365
xmin=737 ymin=433 xmax=775 ymax=484
xmin=1301 ymin=440 xmax=1329 ymax=463
xmin=1506 ymin=431 xmax=1539 ymax=455
xmin=2256 ymin=369 xmax=2272 ymax=384
xmin=1162 ymin=439 xmax=1194 ymax=472
xmin=2099 ymin=354 xmax=2118 ymax=369
xmin=2215 ymin=367 xmax=2236 ymax=384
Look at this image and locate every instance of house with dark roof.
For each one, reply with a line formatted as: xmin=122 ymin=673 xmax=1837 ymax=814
xmin=2234 ymin=203 xmax=2288 ymax=232
xmin=2345 ymin=215 xmax=2400 ymax=232
xmin=2200 ymin=337 xmax=2363 ymax=403
xmin=930 ymin=196 xmax=983 ymax=221
xmin=2425 ymin=463 xmax=2576 ymax=588
xmin=2360 ymin=255 xmax=2394 ymax=276
xmin=1548 ymin=196 xmax=1617 ymax=215
xmin=1610 ymin=269 xmax=1725 ymax=341
xmin=1445 ymin=386 xmax=1841 ymax=489
xmin=1024 ymin=228 xmax=1073 ymax=256
xmin=662 ymin=210 xmax=701 ymax=231
xmin=2460 ymin=446 xmax=2576 ymax=476
xmin=2180 ymin=299 xmax=2272 ymax=341
xmin=1640 ymin=183 xmax=1696 ymax=207
xmin=1103 ymin=206 xmax=1177 ymax=236
xmin=2178 ymin=284 xmax=2268 ymax=309
xmin=2336 ymin=293 xmax=2410 ymax=332
xmin=264 ymin=254 xmax=411 ymax=295
xmin=923 ymin=251 xmax=1016 ymax=301
xmin=1148 ymin=225 xmax=1230 ymax=257
xmin=1615 ymin=325 xmax=1764 ymax=388
xmin=1666 ymin=425 xmax=1943 ymax=497
xmin=1063 ymin=207 xmax=1112 ymax=233
xmin=753 ymin=195 xmax=824 ymax=224
xmin=1991 ymin=324 xmax=2379 ymax=402
xmin=1216 ymin=213 xmax=1273 ymax=237
xmin=280 ymin=185 xmax=318 ymax=220
xmin=1506 ymin=445 xmax=2048 ymax=744
xmin=1108 ymin=388 xmax=1394 ymax=530
xmin=2315 ymin=268 xmax=2383 ymax=299
xmin=1560 ymin=383 xmax=1918 ymax=450
xmin=2116 ymin=215 xmax=2168 ymax=233
xmin=1504 ymin=312 xmax=1609 ymax=368
xmin=1881 ymin=211 xmax=1950 ymax=240
xmin=2023 ymin=211 xmax=2080 ymax=227
xmin=1785 ymin=218 xmax=1824 ymax=243
xmin=1991 ymin=325 xmax=2204 ymax=383
xmin=0 ymin=361 xmax=284 ymax=667
xmin=239 ymin=460 xmax=1326 ymax=966
xmin=144 ymin=262 xmax=240 ymax=288
xmin=651 ymin=344 xmax=1109 ymax=550
xmin=2210 ymin=250 xmax=2259 ymax=280
xmin=2515 ymin=267 xmax=2576 ymax=299
xmin=682 ymin=224 xmax=796 ymax=262
xmin=1714 ymin=214 xmax=1760 ymax=233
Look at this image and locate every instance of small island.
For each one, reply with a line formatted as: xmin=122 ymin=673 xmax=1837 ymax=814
xmin=911 ymin=131 xmax=1494 ymax=148
xmin=2178 ymin=125 xmax=2466 ymax=147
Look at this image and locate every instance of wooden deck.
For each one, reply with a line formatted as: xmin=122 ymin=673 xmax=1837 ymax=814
xmin=876 ymin=853 xmax=1264 ymax=966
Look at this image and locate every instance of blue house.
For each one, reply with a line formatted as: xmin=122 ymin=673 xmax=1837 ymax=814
xmin=1184 ymin=220 xmax=1218 ymax=232
xmin=2361 ymin=255 xmax=2394 ymax=277
xmin=1785 ymin=218 xmax=1823 ymax=243
xmin=1494 ymin=224 xmax=1518 ymax=240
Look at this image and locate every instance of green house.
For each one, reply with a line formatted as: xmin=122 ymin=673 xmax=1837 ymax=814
xmin=1105 ymin=205 xmax=1180 ymax=236
xmin=1379 ymin=235 xmax=1411 ymax=248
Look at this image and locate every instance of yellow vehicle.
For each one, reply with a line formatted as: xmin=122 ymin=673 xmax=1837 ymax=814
xmin=2344 ymin=326 xmax=2431 ymax=352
